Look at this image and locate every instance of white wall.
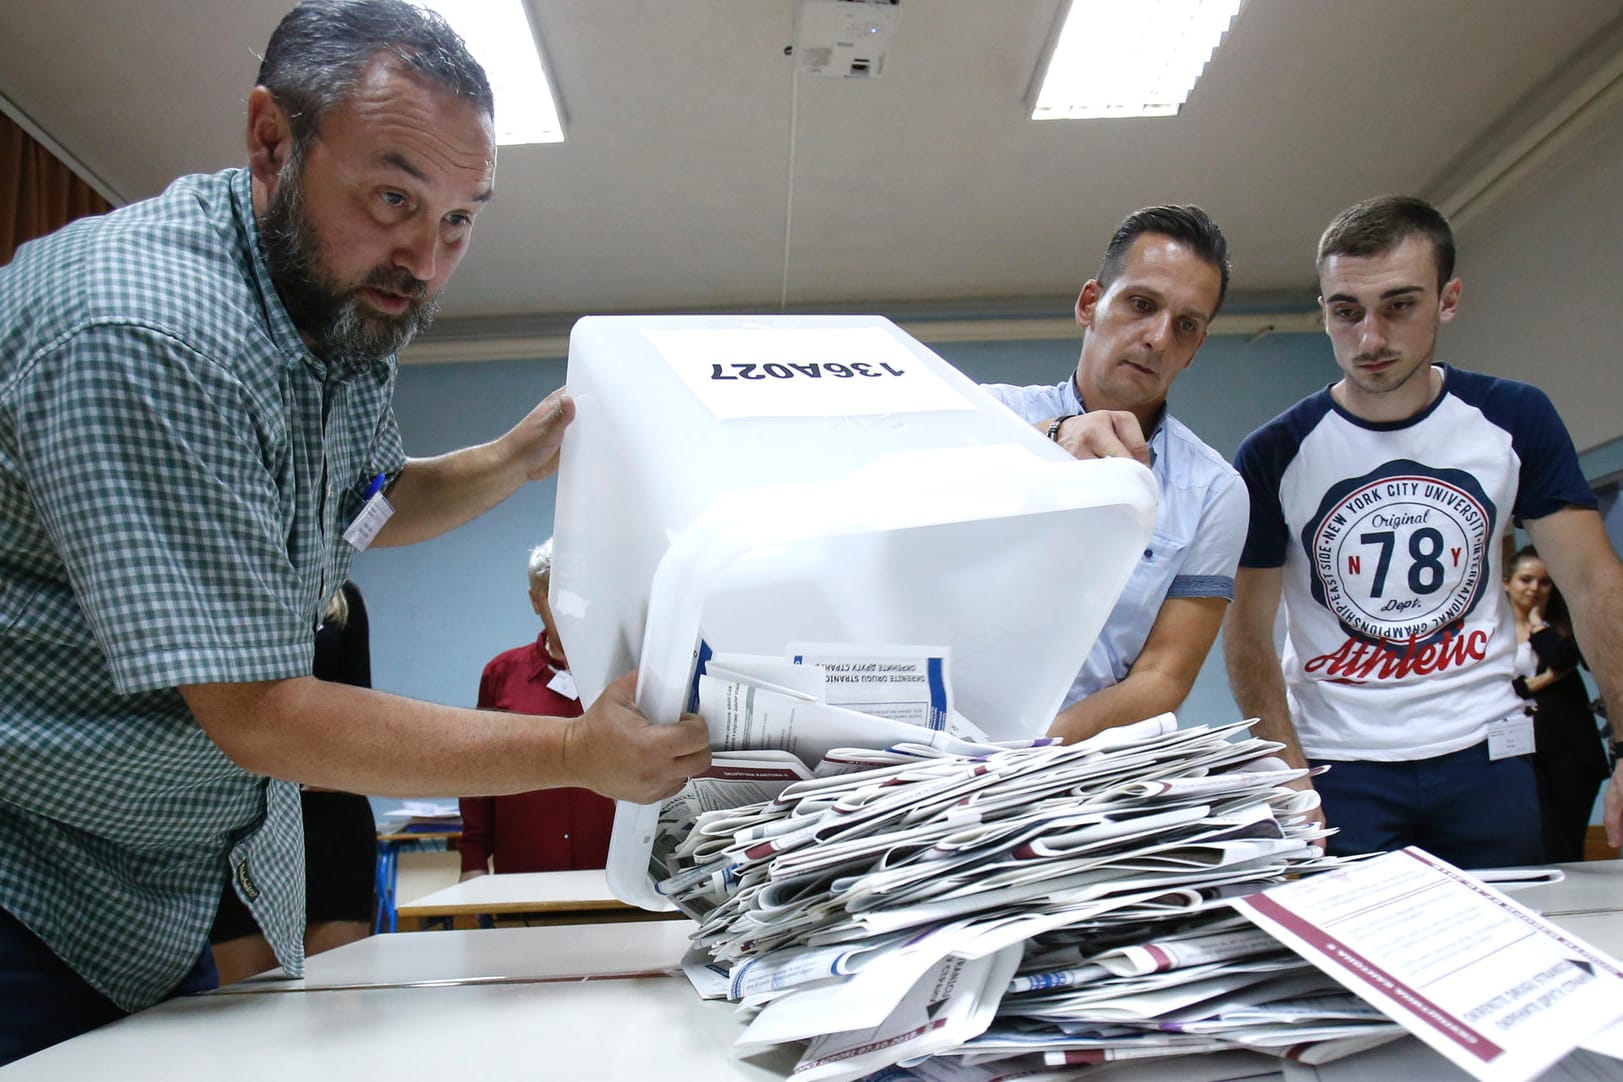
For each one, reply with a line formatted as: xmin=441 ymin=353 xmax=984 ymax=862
xmin=1439 ymin=95 xmax=1623 ymax=455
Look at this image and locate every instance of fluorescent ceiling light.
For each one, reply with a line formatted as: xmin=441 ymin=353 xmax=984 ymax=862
xmin=422 ymin=0 xmax=564 ymax=144
xmin=1031 ymin=0 xmax=1242 ymax=121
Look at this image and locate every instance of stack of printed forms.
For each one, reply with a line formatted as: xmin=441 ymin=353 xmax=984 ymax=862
xmin=655 ymin=666 xmax=1400 ymax=1082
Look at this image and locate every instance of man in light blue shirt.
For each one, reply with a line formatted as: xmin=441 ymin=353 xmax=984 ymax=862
xmin=984 ymin=206 xmax=1248 ymax=743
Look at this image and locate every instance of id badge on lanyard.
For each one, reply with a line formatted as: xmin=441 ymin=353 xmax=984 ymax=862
xmin=1486 ymin=710 xmax=1535 ymax=760
xmin=343 ymin=472 xmax=394 ymax=551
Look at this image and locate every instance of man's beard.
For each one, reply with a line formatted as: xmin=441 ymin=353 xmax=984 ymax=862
xmin=258 ymin=144 xmax=439 ymax=377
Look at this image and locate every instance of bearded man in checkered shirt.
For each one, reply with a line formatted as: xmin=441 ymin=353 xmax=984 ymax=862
xmin=0 ymin=2 xmax=707 ymax=1061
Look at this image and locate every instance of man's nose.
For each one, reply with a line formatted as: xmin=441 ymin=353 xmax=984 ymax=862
xmin=391 ymin=220 xmax=438 ymax=284
xmin=1358 ymin=314 xmax=1388 ymax=355
xmin=1143 ymin=311 xmax=1173 ymax=351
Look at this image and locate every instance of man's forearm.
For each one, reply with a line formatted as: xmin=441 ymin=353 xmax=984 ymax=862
xmin=373 ymin=441 xmax=525 ymax=548
xmin=185 ymin=670 xmax=709 ymax=805
xmin=1049 ymin=670 xmax=1185 ymax=743
xmin=185 ymin=677 xmax=575 ymax=796
xmin=1050 ymin=596 xmax=1226 ymax=743
xmin=372 ymin=389 xmax=574 ymax=548
xmin=1224 ymin=632 xmax=1309 ymax=769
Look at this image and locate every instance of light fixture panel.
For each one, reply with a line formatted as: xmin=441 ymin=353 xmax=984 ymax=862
xmin=422 ymin=0 xmax=565 ymax=145
xmin=1031 ymin=0 xmax=1243 ymax=121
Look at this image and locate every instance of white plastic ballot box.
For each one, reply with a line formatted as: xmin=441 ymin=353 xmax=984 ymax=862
xmin=550 ymin=315 xmax=1157 ymax=910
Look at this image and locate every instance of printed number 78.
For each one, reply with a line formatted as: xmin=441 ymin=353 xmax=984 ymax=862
xmin=1357 ymin=527 xmax=1447 ymax=597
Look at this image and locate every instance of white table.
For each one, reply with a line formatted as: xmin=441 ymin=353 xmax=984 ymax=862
xmin=223 ymin=919 xmax=699 ymax=992
xmin=1548 ymin=911 xmax=1623 ymax=957
xmin=3 ymin=975 xmax=795 ymax=1081
xmin=1500 ymin=859 xmax=1623 ymax=917
xmin=393 ymin=868 xmax=670 ymax=926
xmin=8 ymin=861 xmax=1619 ymax=1080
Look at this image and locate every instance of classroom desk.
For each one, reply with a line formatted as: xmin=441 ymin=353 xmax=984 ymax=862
xmin=223 ymin=919 xmax=700 ymax=992
xmin=393 ymin=868 xmax=675 ymax=927
xmin=373 ymin=829 xmax=462 ymax=934
xmin=1501 ymin=859 xmax=1623 ymax=917
xmin=2 ymin=973 xmax=796 ymax=1081
xmin=1548 ymin=910 xmax=1623 ymax=956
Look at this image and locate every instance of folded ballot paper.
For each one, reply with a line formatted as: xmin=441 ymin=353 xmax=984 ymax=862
xmin=653 ymin=657 xmax=1623 ymax=1082
xmin=650 ymin=645 xmax=1009 ymax=903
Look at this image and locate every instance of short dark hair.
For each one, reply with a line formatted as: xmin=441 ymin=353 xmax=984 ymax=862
xmin=1317 ymin=196 xmax=1456 ymax=291
xmin=1097 ymin=205 xmax=1231 ymax=315
xmin=256 ymin=0 xmax=494 ymax=150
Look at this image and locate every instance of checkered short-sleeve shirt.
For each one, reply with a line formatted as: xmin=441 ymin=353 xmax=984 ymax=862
xmin=0 ymin=169 xmax=406 ymax=1010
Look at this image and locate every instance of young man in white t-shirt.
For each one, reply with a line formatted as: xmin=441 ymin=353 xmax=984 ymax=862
xmin=1224 ymin=195 xmax=1623 ymax=868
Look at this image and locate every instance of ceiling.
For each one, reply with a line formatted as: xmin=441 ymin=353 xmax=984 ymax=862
xmin=5 ymin=1 xmax=1623 ymax=354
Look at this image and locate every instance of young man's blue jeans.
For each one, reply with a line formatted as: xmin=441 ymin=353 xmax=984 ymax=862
xmin=1314 ymin=741 xmax=1543 ymax=869
xmin=0 ymin=906 xmax=217 ymax=1066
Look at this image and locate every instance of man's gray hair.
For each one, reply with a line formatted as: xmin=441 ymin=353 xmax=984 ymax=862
xmin=527 ymin=539 xmax=554 ymax=588
xmin=256 ymin=0 xmax=494 ymax=153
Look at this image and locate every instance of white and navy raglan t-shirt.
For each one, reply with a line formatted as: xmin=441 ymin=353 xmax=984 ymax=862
xmin=1234 ymin=365 xmax=1595 ymax=761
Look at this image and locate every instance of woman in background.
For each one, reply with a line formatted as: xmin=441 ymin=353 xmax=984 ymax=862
xmin=1505 ymin=547 xmax=1609 ymax=863
xmin=210 ymin=581 xmax=378 ymax=983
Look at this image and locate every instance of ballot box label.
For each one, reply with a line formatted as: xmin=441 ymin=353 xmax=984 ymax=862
xmin=645 ymin=327 xmax=976 ymax=419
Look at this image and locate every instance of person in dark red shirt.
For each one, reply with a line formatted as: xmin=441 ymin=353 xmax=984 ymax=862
xmin=459 ymin=541 xmax=615 ymax=879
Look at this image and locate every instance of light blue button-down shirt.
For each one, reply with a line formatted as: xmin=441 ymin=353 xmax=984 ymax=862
xmin=983 ymin=377 xmax=1248 ymax=708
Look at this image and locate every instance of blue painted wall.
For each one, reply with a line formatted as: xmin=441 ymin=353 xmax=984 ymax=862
xmin=352 ymin=355 xmax=571 ymax=712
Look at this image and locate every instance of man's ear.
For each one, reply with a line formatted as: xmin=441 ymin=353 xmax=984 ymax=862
xmin=1438 ymin=277 xmax=1462 ymax=324
xmin=246 ymin=86 xmax=294 ymax=189
xmin=1075 ymin=280 xmax=1103 ymax=330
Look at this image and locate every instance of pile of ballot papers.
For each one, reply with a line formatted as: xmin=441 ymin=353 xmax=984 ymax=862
xmin=648 ymin=657 xmax=1413 ymax=1081
xmin=645 ymin=652 xmax=1623 ymax=1082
